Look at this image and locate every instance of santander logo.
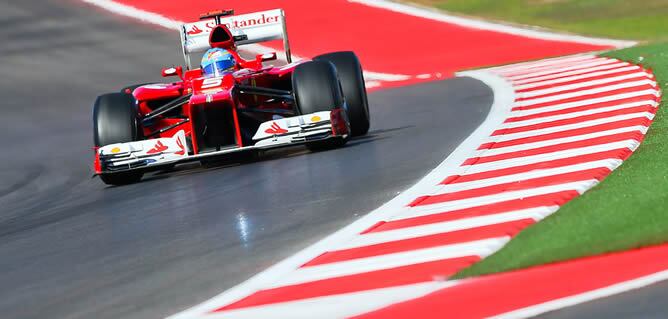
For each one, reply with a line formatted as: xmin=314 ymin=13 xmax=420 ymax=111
xmin=187 ymin=13 xmax=281 ymax=36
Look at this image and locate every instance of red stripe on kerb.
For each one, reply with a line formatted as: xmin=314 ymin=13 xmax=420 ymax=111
xmin=419 ymin=168 xmax=608 ymax=205
xmin=511 ymin=84 xmax=656 ymax=111
xmin=448 ymin=148 xmax=632 ymax=184
xmin=513 ymin=68 xmax=642 ymax=93
xmin=510 ymin=63 xmax=634 ymax=86
xmin=366 ymin=191 xmax=577 ymax=233
xmin=352 ymin=244 xmax=668 ymax=319
xmin=493 ymin=105 xmax=655 ymax=136
xmin=304 ymin=220 xmax=533 ymax=267
xmin=506 ymin=59 xmax=619 ymax=82
xmin=478 ymin=117 xmax=652 ymax=151
xmin=464 ymin=131 xmax=644 ymax=165
xmin=504 ymin=96 xmax=656 ymax=123
xmin=496 ymin=57 xmax=603 ymax=78
xmin=214 ymin=257 xmax=479 ymax=312
xmin=515 ymin=78 xmax=652 ymax=102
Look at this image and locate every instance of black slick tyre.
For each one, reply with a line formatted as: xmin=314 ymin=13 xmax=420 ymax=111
xmin=93 ymin=92 xmax=143 ymax=185
xmin=292 ymin=61 xmax=348 ymax=150
xmin=314 ymin=51 xmax=370 ymax=136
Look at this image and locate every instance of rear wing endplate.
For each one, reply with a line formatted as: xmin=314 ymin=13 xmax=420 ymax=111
xmin=179 ymin=9 xmax=291 ymax=69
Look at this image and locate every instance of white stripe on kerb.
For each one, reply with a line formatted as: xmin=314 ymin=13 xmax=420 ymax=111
xmin=514 ymin=65 xmax=639 ymax=90
xmin=516 ymin=72 xmax=652 ymax=98
xmin=515 ymin=80 xmax=656 ymax=107
xmin=405 ymin=181 xmax=595 ymax=218
xmin=210 ymin=281 xmax=458 ymax=319
xmin=494 ymin=112 xmax=654 ymax=144
xmin=335 ymin=211 xmax=537 ymax=251
xmin=497 ymin=57 xmax=608 ymax=78
xmin=486 ymin=54 xmax=598 ymax=76
xmin=266 ymin=238 xmax=507 ymax=289
xmin=501 ymin=101 xmax=657 ymax=129
xmin=477 ymin=125 xmax=649 ymax=157
xmin=432 ymin=159 xmax=623 ymax=194
xmin=459 ymin=140 xmax=640 ymax=174
xmin=511 ymin=62 xmax=633 ymax=85
xmin=511 ymin=90 xmax=659 ymax=117
xmin=506 ymin=59 xmax=619 ymax=81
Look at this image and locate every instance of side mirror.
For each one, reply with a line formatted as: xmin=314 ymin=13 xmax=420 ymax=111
xmin=256 ymin=52 xmax=278 ymax=63
xmin=162 ymin=66 xmax=183 ymax=79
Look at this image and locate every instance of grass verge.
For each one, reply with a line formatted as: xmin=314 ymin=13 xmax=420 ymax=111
xmin=409 ymin=0 xmax=668 ymax=42
xmin=454 ymin=42 xmax=668 ymax=279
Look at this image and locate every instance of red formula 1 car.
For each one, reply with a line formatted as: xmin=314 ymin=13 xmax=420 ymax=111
xmin=93 ymin=9 xmax=369 ymax=185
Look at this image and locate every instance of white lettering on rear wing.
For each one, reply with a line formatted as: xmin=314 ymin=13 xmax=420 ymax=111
xmin=179 ymin=9 xmax=291 ymax=68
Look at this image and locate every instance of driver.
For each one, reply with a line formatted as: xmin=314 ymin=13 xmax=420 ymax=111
xmin=201 ymin=47 xmax=238 ymax=77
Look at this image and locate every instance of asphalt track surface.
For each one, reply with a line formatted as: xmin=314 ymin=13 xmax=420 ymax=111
xmin=0 ymin=1 xmax=493 ymax=318
xmin=541 ymin=281 xmax=668 ymax=319
xmin=1 ymin=1 xmax=664 ymax=319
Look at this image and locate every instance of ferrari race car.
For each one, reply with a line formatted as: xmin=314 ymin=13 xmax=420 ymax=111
xmin=93 ymin=9 xmax=370 ymax=185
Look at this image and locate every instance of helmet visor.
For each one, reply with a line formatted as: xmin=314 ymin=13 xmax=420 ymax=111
xmin=203 ymin=58 xmax=236 ymax=77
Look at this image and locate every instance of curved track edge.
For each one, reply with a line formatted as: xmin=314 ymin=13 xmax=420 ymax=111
xmin=169 ymin=55 xmax=663 ymax=319
xmin=166 ymin=72 xmax=514 ymax=319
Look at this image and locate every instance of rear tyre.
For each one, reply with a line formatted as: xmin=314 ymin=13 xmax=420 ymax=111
xmin=93 ymin=92 xmax=144 ymax=185
xmin=314 ymin=51 xmax=370 ymax=136
xmin=292 ymin=61 xmax=348 ymax=151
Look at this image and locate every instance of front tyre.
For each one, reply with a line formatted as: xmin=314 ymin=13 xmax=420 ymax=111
xmin=292 ymin=61 xmax=348 ymax=151
xmin=314 ymin=51 xmax=370 ymax=136
xmin=93 ymin=92 xmax=144 ymax=185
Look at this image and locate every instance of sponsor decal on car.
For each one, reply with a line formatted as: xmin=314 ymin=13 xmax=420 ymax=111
xmin=175 ymin=136 xmax=186 ymax=156
xmin=147 ymin=140 xmax=168 ymax=154
xmin=187 ymin=14 xmax=281 ymax=37
xmin=264 ymin=122 xmax=288 ymax=135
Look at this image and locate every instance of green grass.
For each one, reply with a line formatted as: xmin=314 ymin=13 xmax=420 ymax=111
xmin=411 ymin=0 xmax=668 ymax=42
xmin=454 ymin=43 xmax=668 ymax=279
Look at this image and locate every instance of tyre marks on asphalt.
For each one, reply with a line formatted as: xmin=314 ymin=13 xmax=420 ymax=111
xmin=167 ymin=55 xmax=661 ymax=318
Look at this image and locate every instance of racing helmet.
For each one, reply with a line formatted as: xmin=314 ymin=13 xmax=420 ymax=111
xmin=201 ymin=48 xmax=236 ymax=77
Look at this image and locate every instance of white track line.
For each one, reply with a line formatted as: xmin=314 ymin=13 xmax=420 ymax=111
xmin=348 ymin=0 xmax=634 ymax=48
xmin=491 ymin=269 xmax=668 ymax=319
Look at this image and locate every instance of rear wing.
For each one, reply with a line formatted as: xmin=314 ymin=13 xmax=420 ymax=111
xmin=179 ymin=9 xmax=292 ymax=69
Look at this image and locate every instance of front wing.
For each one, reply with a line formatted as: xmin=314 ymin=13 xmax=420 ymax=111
xmin=95 ymin=110 xmax=349 ymax=175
